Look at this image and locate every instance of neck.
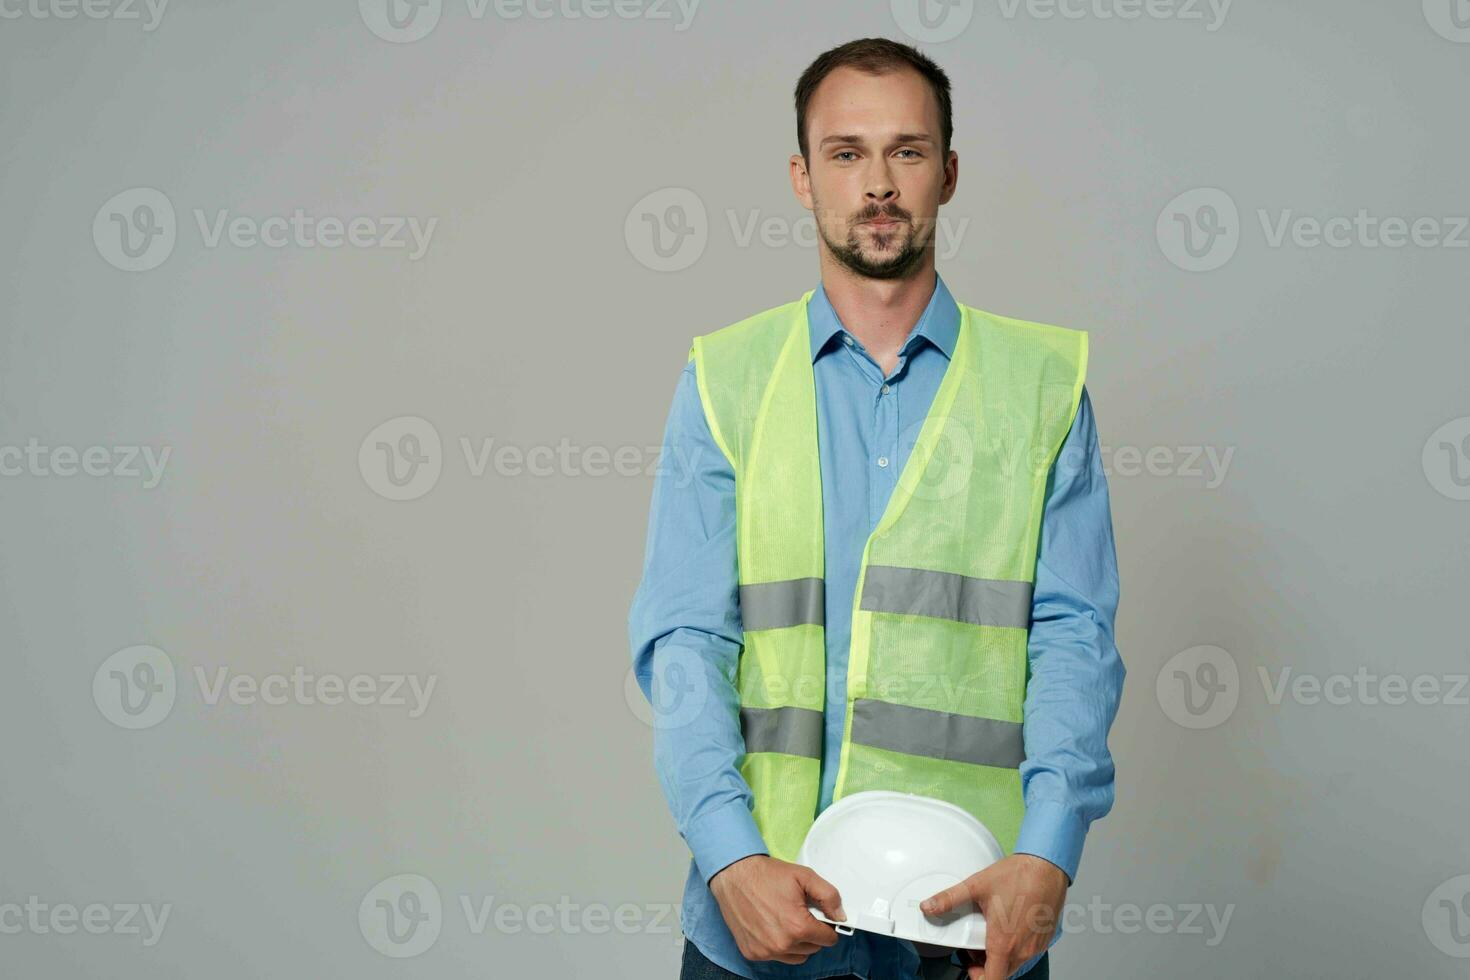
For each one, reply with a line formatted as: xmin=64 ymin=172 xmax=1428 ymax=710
xmin=817 ymin=256 xmax=937 ymax=376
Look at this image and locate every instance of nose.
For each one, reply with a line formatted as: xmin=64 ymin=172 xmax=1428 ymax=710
xmin=864 ymin=162 xmax=898 ymax=206
xmin=866 ymin=185 xmax=897 ymax=206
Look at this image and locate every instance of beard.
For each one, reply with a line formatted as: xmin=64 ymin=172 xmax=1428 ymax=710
xmin=818 ymin=202 xmax=931 ymax=280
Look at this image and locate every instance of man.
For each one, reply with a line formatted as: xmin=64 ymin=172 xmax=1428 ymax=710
xmin=629 ymin=38 xmax=1124 ymax=980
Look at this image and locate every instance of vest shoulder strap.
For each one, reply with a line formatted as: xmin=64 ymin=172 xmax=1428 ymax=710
xmin=688 ymin=293 xmax=812 ymax=469
xmin=963 ymin=305 xmax=1089 ymax=433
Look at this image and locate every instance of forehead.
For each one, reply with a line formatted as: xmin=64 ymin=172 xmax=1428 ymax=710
xmin=806 ymin=65 xmax=940 ymax=141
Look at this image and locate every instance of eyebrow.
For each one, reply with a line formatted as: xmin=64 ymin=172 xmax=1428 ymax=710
xmin=818 ymin=132 xmax=935 ymax=149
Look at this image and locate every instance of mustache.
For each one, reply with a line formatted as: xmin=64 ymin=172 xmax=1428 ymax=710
xmin=853 ymin=205 xmax=911 ymax=225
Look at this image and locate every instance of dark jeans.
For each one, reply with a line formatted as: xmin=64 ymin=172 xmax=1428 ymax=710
xmin=679 ymin=939 xmax=1050 ymax=980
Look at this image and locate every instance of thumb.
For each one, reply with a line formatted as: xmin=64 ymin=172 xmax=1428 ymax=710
xmin=795 ymin=865 xmax=846 ymax=922
xmin=921 ymin=865 xmax=993 ymax=917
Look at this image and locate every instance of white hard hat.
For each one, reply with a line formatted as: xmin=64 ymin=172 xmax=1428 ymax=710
xmin=796 ymin=790 xmax=1004 ymax=950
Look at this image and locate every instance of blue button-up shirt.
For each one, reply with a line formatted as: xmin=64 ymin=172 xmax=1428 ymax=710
xmin=628 ymin=274 xmax=1125 ymax=979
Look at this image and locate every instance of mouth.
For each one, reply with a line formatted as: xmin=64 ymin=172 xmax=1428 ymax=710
xmin=863 ymin=217 xmax=903 ymax=229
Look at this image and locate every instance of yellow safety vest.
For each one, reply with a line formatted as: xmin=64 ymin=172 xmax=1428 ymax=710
xmin=688 ymin=290 xmax=1086 ymax=861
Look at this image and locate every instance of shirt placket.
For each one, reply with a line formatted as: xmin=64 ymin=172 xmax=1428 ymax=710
xmin=842 ymin=332 xmax=906 ymax=529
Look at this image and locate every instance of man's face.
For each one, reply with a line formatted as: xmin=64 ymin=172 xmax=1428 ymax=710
xmin=793 ymin=65 xmax=956 ymax=281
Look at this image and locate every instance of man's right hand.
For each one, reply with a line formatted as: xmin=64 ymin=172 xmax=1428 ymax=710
xmin=708 ymin=855 xmax=846 ymax=965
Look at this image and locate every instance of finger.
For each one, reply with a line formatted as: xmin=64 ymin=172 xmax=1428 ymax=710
xmin=984 ymin=946 xmax=1012 ymax=980
xmin=794 ymin=915 xmax=841 ymax=947
xmin=796 ymin=866 xmax=846 ymax=921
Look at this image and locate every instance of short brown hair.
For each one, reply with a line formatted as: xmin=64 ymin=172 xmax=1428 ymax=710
xmin=794 ymin=38 xmax=953 ymax=162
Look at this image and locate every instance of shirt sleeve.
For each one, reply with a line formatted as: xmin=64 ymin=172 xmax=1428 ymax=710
xmin=1012 ymin=385 xmax=1126 ymax=884
xmin=627 ymin=359 xmax=769 ymax=884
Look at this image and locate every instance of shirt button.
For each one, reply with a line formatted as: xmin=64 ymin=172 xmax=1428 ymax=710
xmin=880 ymin=384 xmax=891 ymax=394
xmin=877 ymin=456 xmax=889 ymax=468
xmin=843 ymin=335 xmax=854 ymax=346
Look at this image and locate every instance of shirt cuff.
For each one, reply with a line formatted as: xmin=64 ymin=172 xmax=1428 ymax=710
xmin=1013 ymin=799 xmax=1088 ymax=884
xmin=686 ymin=798 xmax=769 ymax=885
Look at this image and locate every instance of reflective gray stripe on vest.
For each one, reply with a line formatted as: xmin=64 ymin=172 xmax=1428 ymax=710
xmin=740 ymin=706 xmax=823 ymax=758
xmin=740 ymin=577 xmax=825 ymax=631
xmin=859 ymin=565 xmax=1032 ymax=629
xmin=849 ymin=698 xmax=1025 ymax=769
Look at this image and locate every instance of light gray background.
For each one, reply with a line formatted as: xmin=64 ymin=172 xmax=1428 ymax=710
xmin=2 ymin=0 xmax=1467 ymax=976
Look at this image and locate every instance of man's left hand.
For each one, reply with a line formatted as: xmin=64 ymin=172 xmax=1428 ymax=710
xmin=919 ymin=853 xmax=1068 ymax=980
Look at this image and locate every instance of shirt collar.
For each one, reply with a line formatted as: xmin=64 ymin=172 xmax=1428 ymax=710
xmin=807 ymin=272 xmax=960 ymax=363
